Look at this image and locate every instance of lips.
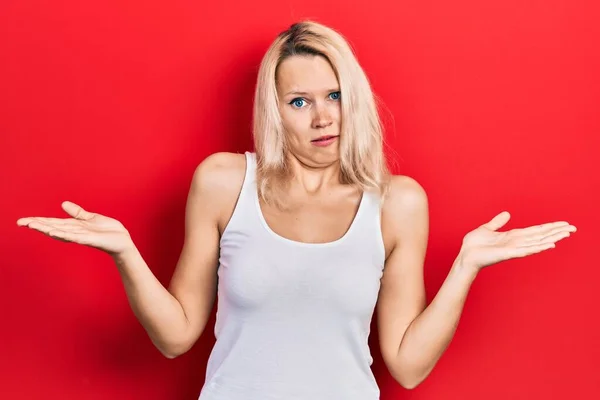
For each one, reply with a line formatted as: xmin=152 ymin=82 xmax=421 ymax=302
xmin=311 ymin=135 xmax=339 ymax=142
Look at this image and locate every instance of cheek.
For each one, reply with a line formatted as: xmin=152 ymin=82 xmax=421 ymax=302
xmin=281 ymin=110 xmax=308 ymax=136
xmin=332 ymin=103 xmax=342 ymax=121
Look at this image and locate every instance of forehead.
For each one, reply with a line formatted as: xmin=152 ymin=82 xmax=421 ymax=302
xmin=276 ymin=55 xmax=339 ymax=94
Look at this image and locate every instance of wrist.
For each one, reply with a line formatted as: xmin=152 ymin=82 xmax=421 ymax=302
xmin=451 ymin=251 xmax=480 ymax=282
xmin=111 ymin=243 xmax=139 ymax=266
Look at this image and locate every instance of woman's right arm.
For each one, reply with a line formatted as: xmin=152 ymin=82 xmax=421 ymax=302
xmin=112 ymin=152 xmax=241 ymax=358
xmin=17 ymin=152 xmax=243 ymax=358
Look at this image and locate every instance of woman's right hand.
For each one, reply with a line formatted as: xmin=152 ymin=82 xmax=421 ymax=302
xmin=17 ymin=201 xmax=134 ymax=257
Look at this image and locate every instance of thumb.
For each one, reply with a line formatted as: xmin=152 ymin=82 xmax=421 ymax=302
xmin=481 ymin=211 xmax=511 ymax=231
xmin=61 ymin=201 xmax=95 ymax=220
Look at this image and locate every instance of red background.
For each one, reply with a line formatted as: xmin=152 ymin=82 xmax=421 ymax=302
xmin=2 ymin=1 xmax=599 ymax=399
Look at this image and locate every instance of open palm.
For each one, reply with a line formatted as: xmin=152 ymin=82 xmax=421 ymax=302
xmin=460 ymin=211 xmax=577 ymax=271
xmin=16 ymin=201 xmax=133 ymax=256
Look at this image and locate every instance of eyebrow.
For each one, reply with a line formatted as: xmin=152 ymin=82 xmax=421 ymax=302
xmin=284 ymin=88 xmax=340 ymax=96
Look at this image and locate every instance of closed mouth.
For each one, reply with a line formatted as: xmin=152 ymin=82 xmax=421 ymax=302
xmin=311 ymin=135 xmax=339 ymax=142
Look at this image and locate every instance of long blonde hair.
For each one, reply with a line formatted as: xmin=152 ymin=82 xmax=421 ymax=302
xmin=252 ymin=20 xmax=391 ymax=209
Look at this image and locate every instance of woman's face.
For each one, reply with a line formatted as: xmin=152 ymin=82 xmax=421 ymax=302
xmin=276 ymin=55 xmax=342 ymax=166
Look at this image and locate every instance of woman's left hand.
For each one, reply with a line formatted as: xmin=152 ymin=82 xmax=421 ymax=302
xmin=458 ymin=211 xmax=577 ymax=272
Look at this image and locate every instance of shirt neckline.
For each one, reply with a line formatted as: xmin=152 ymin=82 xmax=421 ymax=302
xmin=253 ymin=187 xmax=366 ymax=248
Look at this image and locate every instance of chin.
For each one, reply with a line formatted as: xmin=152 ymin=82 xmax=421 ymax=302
xmin=314 ymin=146 xmax=340 ymax=163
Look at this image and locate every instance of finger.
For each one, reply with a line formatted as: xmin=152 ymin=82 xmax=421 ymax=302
xmin=17 ymin=217 xmax=40 ymax=227
xmin=24 ymin=220 xmax=88 ymax=235
xmin=509 ymin=242 xmax=556 ymax=258
xmin=537 ymin=230 xmax=572 ymax=245
xmin=18 ymin=218 xmax=85 ymax=232
xmin=515 ymin=221 xmax=570 ymax=236
xmin=17 ymin=217 xmax=76 ymax=227
xmin=517 ymin=231 xmax=571 ymax=249
xmin=522 ymin=225 xmax=576 ymax=244
xmin=46 ymin=228 xmax=90 ymax=244
xmin=46 ymin=230 xmax=72 ymax=243
xmin=27 ymin=221 xmax=91 ymax=244
xmin=62 ymin=201 xmax=95 ymax=221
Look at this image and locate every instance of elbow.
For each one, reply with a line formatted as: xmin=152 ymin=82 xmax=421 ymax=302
xmin=160 ymin=349 xmax=183 ymax=359
xmin=393 ymin=372 xmax=422 ymax=390
xmin=391 ymin=362 xmax=428 ymax=390
xmin=400 ymin=378 xmax=423 ymax=390
xmin=155 ymin=338 xmax=193 ymax=359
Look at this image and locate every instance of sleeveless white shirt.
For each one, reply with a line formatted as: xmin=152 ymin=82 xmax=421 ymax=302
xmin=198 ymin=152 xmax=386 ymax=400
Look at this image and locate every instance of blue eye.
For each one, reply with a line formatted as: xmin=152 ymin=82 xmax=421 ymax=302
xmin=289 ymin=92 xmax=340 ymax=109
xmin=289 ymin=98 xmax=306 ymax=108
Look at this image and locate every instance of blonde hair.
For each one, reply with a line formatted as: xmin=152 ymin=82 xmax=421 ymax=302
xmin=252 ymin=20 xmax=391 ymax=209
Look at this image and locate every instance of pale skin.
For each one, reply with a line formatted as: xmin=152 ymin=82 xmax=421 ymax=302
xmin=16 ymin=55 xmax=577 ymax=390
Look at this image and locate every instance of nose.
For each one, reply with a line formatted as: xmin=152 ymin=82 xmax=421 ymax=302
xmin=311 ymin=104 xmax=333 ymax=129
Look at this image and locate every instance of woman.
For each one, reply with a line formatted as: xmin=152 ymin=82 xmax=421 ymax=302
xmin=16 ymin=21 xmax=576 ymax=399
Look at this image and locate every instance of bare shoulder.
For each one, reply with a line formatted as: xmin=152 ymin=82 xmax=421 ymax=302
xmin=382 ymin=175 xmax=428 ymax=217
xmin=381 ymin=175 xmax=429 ymax=256
xmin=190 ymin=152 xmax=247 ymax=231
xmin=195 ymin=151 xmax=246 ymax=175
xmin=192 ymin=152 xmax=246 ymax=196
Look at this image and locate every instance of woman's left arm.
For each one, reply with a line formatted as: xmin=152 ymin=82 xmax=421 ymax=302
xmin=377 ymin=176 xmax=576 ymax=390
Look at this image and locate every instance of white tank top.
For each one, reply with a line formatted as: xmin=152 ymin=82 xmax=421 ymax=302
xmin=198 ymin=152 xmax=386 ymax=400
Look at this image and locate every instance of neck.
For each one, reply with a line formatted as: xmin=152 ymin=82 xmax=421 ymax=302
xmin=285 ymin=152 xmax=342 ymax=194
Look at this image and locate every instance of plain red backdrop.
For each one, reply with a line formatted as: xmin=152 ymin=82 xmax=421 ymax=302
xmin=2 ymin=0 xmax=598 ymax=399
